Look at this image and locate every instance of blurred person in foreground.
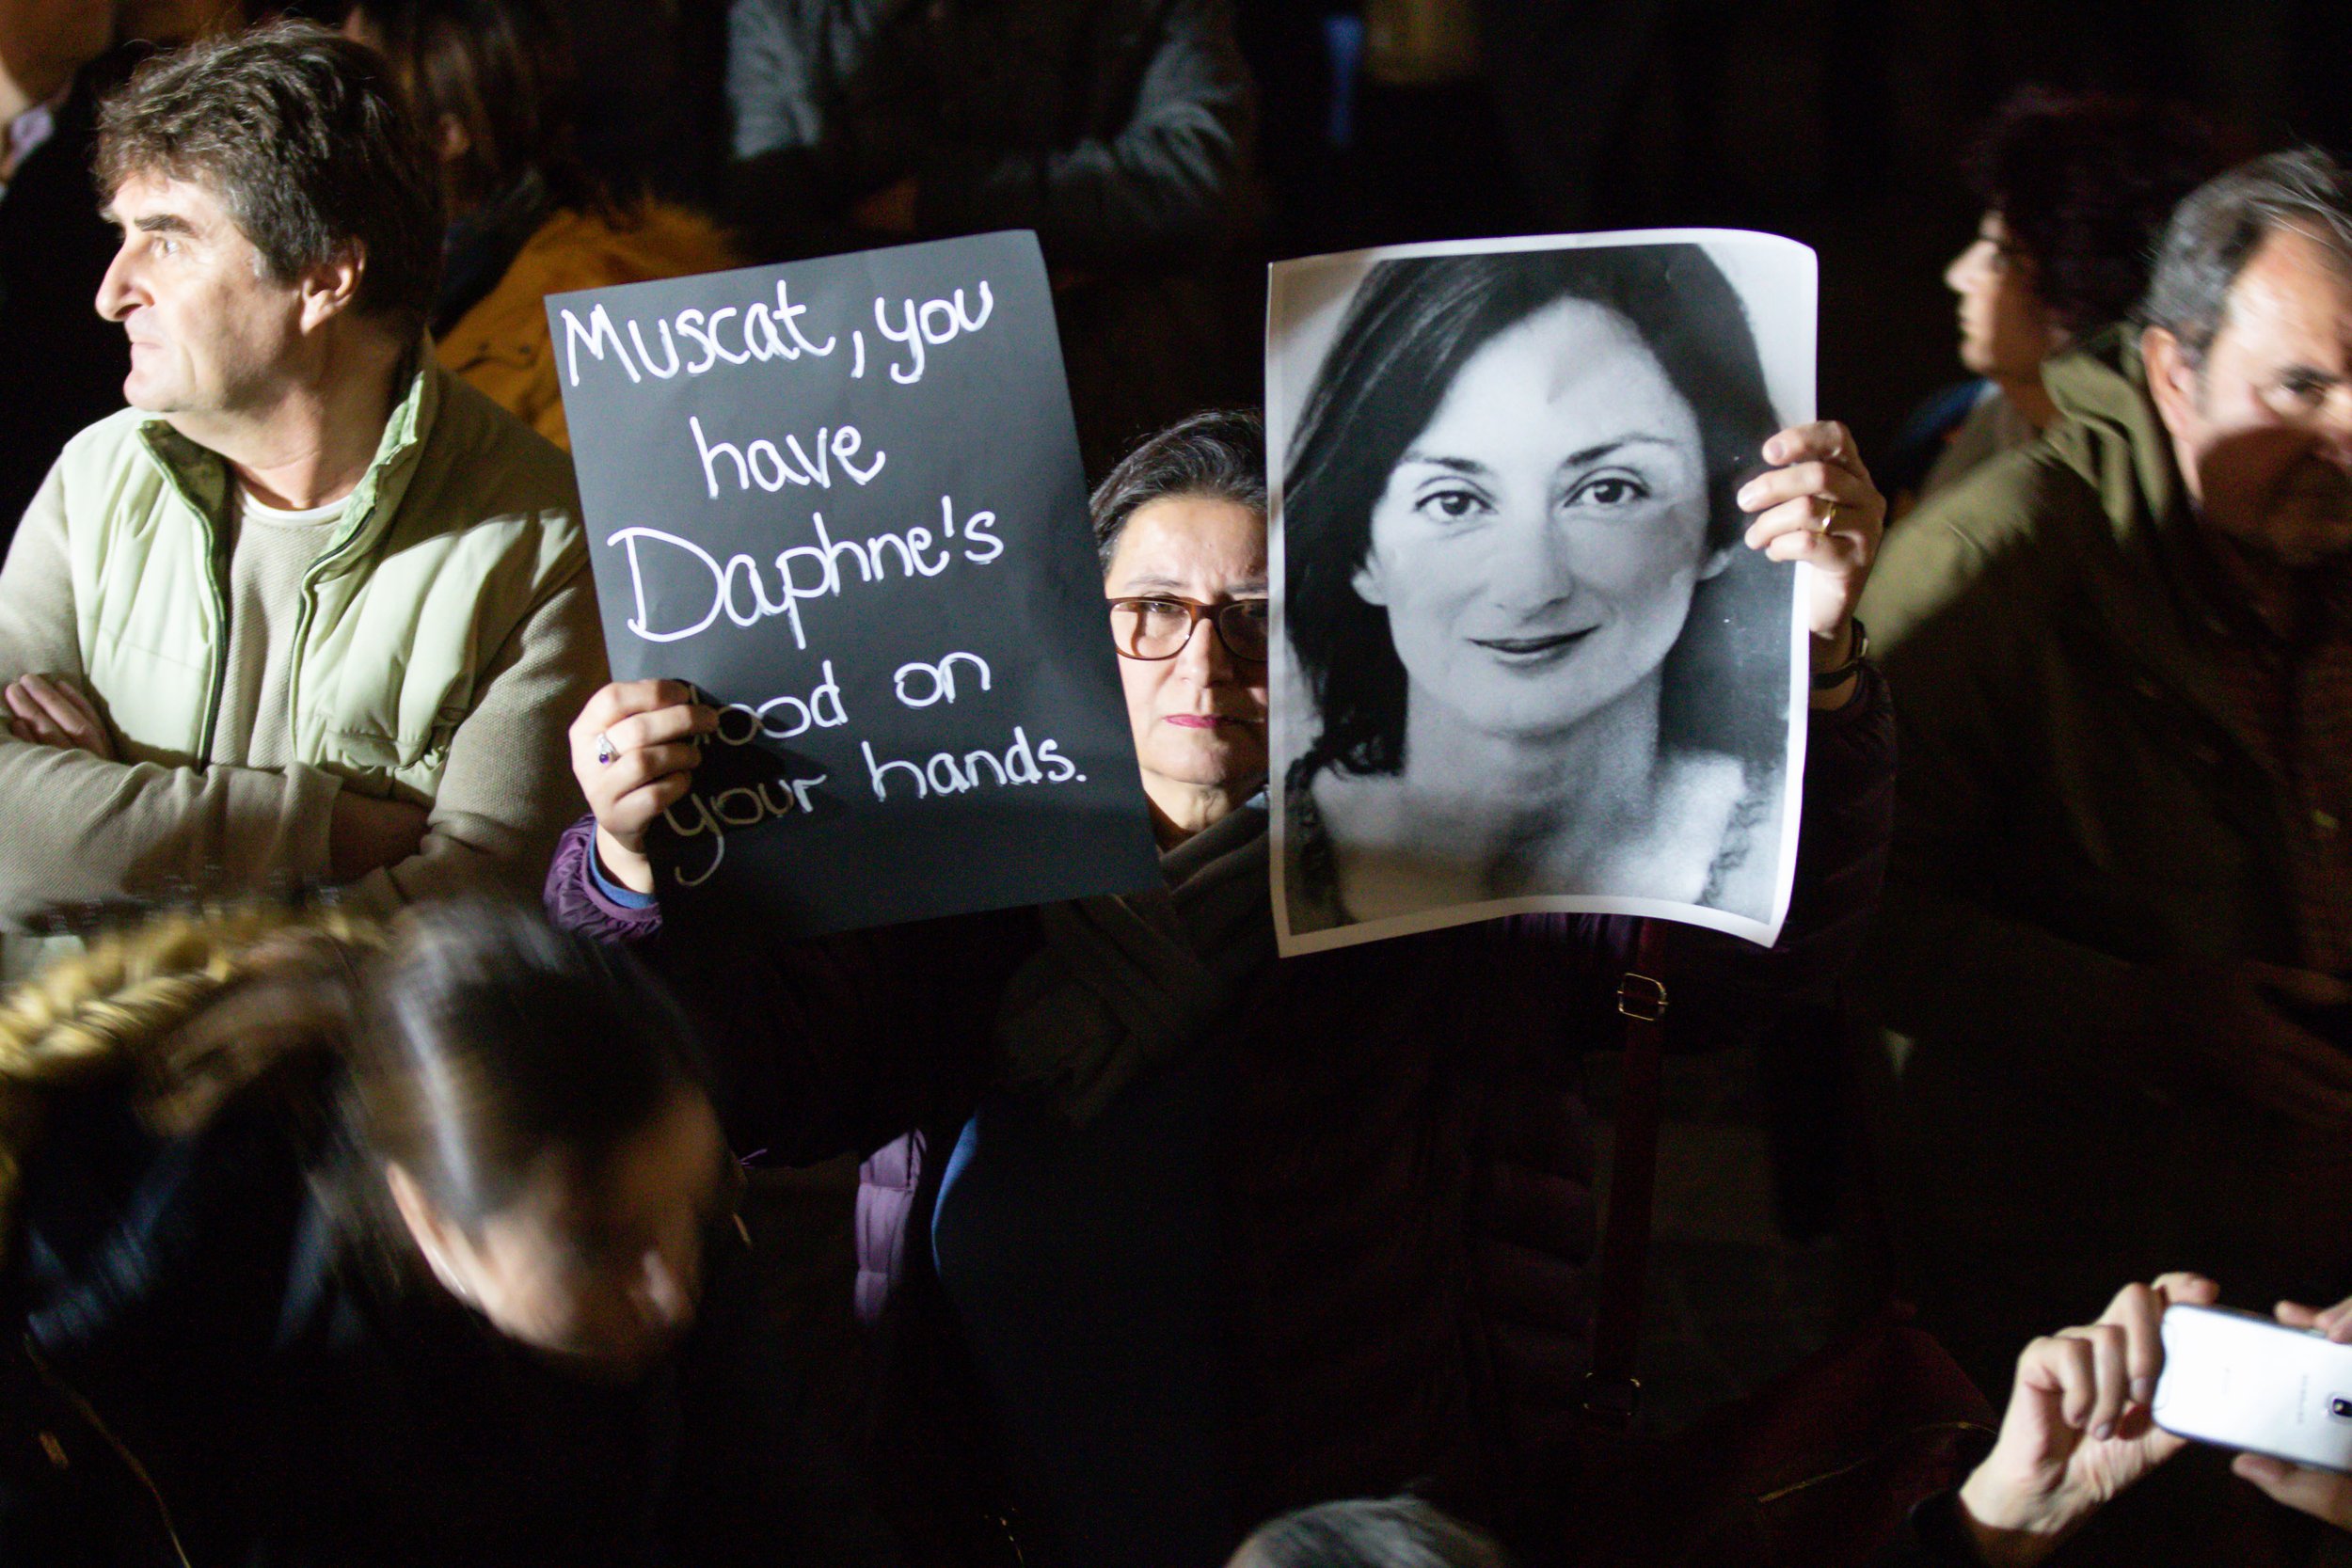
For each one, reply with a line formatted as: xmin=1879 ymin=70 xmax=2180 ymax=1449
xmin=0 ymin=23 xmax=603 ymax=942
xmin=1859 ymin=149 xmax=2352 ymax=1561
xmin=0 ymin=901 xmax=893 ymax=1567
xmin=1882 ymin=89 xmax=2224 ymax=515
xmin=341 ymin=0 xmax=736 ymax=449
xmin=722 ymin=0 xmax=1257 ymax=477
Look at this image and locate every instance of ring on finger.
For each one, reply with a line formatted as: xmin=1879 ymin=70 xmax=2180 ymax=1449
xmin=595 ymin=731 xmax=618 ymax=767
xmin=1812 ymin=498 xmax=1843 ymax=533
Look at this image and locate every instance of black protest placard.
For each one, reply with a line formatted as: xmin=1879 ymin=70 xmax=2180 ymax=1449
xmin=549 ymin=231 xmax=1159 ymax=936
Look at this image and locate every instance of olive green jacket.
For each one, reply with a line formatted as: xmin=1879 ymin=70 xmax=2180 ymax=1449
xmin=1857 ymin=326 xmax=2303 ymax=1064
xmin=0 ymin=352 xmax=606 ymax=929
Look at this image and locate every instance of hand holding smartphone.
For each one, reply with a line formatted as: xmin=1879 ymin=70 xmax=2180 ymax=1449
xmin=1953 ymin=1277 xmax=2352 ymax=1565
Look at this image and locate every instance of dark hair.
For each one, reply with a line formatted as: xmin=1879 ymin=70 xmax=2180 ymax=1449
xmin=344 ymin=0 xmax=598 ymax=214
xmin=353 ymin=900 xmax=712 ymax=1231
xmin=94 ymin=19 xmax=443 ymax=339
xmin=1089 ymin=407 xmax=1268 ymax=572
xmin=1242 ymin=1498 xmax=1512 ymax=1568
xmin=1285 ymin=245 xmax=1779 ymax=779
xmin=2138 ymin=148 xmax=2352 ymax=366
xmin=0 ymin=901 xmax=710 ymax=1275
xmin=1962 ymin=88 xmax=2225 ymax=339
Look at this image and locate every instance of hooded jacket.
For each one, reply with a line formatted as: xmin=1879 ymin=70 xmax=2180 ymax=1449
xmin=437 ymin=202 xmax=739 ymax=450
xmin=1853 ymin=326 xmax=2346 ymax=1409
xmin=1864 ymin=325 xmax=2301 ymax=993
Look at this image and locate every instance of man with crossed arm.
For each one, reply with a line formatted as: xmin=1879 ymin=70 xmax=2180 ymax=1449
xmin=0 ymin=22 xmax=603 ymax=943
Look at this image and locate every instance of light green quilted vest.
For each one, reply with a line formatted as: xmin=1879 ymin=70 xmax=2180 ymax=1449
xmin=59 ymin=352 xmax=586 ymax=801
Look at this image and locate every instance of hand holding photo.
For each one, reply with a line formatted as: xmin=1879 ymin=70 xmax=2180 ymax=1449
xmin=1269 ymin=231 xmax=1820 ymax=953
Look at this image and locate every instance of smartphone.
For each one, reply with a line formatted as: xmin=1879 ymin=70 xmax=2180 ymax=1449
xmin=2153 ymin=1304 xmax=2352 ymax=1475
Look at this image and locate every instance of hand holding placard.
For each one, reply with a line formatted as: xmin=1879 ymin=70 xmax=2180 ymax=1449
xmin=549 ymin=232 xmax=1157 ymax=936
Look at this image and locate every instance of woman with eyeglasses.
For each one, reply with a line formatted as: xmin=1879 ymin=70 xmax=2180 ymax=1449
xmin=1095 ymin=413 xmax=1275 ymax=847
xmin=550 ymin=406 xmax=1896 ymax=1568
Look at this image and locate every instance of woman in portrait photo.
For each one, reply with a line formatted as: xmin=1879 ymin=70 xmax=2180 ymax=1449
xmin=1281 ymin=243 xmax=1862 ymax=936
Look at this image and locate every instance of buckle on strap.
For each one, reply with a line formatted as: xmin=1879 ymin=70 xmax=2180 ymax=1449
xmin=1616 ymin=972 xmax=1668 ymax=1022
xmin=1579 ymin=1371 xmax=1643 ymax=1429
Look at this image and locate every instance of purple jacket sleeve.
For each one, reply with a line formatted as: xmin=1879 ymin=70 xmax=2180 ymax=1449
xmin=546 ymin=815 xmax=665 ymax=943
xmin=1499 ymin=662 xmax=1897 ymax=1053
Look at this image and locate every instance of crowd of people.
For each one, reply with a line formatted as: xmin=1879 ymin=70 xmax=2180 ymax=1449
xmin=2 ymin=4 xmax=2351 ymax=1566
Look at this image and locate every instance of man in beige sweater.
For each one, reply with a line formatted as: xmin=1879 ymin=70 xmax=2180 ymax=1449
xmin=0 ymin=22 xmax=604 ymax=937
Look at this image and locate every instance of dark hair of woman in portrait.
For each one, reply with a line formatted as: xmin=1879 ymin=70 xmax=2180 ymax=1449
xmin=0 ymin=901 xmax=887 ymax=1568
xmin=339 ymin=0 xmax=737 ymax=447
xmin=1282 ymin=245 xmax=1788 ymax=933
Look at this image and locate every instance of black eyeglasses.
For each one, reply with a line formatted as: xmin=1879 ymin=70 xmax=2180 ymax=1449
xmin=1107 ymin=596 xmax=1270 ymax=662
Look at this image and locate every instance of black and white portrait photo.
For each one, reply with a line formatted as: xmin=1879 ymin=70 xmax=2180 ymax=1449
xmin=1269 ymin=231 xmax=1817 ymax=954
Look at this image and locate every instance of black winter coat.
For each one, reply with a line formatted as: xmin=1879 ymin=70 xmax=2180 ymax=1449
xmin=722 ymin=0 xmax=1258 ymax=476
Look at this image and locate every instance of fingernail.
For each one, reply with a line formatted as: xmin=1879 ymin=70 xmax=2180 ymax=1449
xmin=2093 ymin=1421 xmax=2115 ymax=1442
xmin=2132 ymin=1377 xmax=2155 ymax=1404
xmin=1736 ymin=483 xmax=1758 ymax=507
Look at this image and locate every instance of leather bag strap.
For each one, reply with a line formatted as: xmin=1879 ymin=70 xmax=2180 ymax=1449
xmin=1582 ymin=918 xmax=1671 ymax=1429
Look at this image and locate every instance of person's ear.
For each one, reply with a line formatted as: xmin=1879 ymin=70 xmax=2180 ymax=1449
xmin=2142 ymin=325 xmax=2201 ymax=438
xmin=387 ymin=1162 xmax=479 ymax=1306
xmin=1699 ymin=541 xmax=1737 ymax=581
xmin=296 ymin=245 xmax=367 ymax=334
xmin=1350 ymin=554 xmax=1390 ymax=607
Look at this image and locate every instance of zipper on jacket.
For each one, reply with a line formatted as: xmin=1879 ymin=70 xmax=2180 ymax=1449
xmin=24 ymin=1337 xmax=196 ymax=1568
xmin=282 ymin=356 xmax=430 ymax=766
xmin=141 ymin=430 xmax=236 ymax=769
xmin=151 ymin=374 xmax=412 ymax=768
xmin=194 ymin=509 xmax=231 ymax=768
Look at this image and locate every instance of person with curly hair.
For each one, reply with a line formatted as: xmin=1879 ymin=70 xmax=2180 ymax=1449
xmin=1883 ymin=88 xmax=2226 ymax=512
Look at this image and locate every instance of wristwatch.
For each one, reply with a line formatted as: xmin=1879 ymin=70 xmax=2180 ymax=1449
xmin=1810 ymin=617 xmax=1869 ymax=689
